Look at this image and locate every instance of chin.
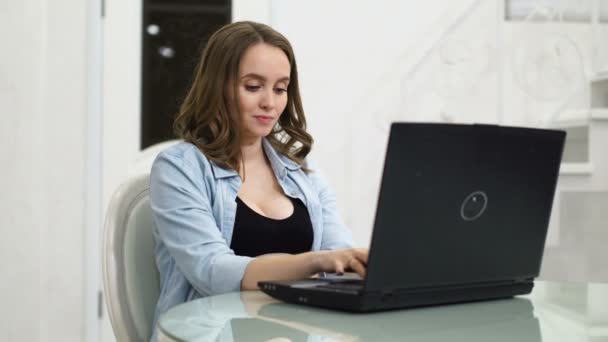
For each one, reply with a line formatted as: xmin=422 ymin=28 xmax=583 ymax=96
xmin=257 ymin=126 xmax=276 ymax=136
xmin=260 ymin=129 xmax=274 ymax=137
xmin=245 ymin=128 xmax=274 ymax=140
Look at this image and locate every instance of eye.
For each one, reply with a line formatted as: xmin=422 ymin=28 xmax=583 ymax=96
xmin=274 ymin=88 xmax=287 ymax=94
xmin=245 ymin=85 xmax=261 ymax=92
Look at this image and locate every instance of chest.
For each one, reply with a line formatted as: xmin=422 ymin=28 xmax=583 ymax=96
xmin=237 ymin=163 xmax=294 ymax=220
xmin=210 ymin=163 xmax=324 ymax=251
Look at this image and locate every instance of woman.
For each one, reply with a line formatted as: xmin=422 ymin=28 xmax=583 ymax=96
xmin=150 ymin=21 xmax=368 ymax=336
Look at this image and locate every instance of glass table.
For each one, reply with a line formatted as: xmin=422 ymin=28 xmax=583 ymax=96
xmin=157 ymin=281 xmax=608 ymax=341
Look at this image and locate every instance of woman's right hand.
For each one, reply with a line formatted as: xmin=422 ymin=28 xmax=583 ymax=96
xmin=312 ymin=248 xmax=369 ymax=278
xmin=241 ymin=248 xmax=369 ymax=290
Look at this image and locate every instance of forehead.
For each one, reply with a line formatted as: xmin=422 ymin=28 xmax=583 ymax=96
xmin=239 ymin=43 xmax=290 ymax=80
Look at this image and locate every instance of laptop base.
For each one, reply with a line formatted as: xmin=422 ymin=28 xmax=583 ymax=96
xmin=259 ymin=280 xmax=534 ymax=312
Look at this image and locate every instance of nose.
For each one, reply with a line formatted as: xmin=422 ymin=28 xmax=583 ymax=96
xmin=259 ymin=88 xmax=275 ymax=111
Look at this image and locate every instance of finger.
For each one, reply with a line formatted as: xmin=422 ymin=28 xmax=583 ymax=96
xmin=349 ymin=258 xmax=367 ymax=278
xmin=334 ymin=259 xmax=345 ymax=275
xmin=353 ymin=249 xmax=369 ymax=265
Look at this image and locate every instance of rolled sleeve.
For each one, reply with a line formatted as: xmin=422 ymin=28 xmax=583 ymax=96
xmin=150 ymin=152 xmax=252 ymax=296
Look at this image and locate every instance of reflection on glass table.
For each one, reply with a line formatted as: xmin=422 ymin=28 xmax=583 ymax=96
xmin=160 ymin=290 xmax=545 ymax=341
xmin=157 ymin=281 xmax=608 ymax=341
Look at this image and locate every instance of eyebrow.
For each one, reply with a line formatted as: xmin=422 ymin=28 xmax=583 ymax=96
xmin=240 ymin=73 xmax=290 ymax=83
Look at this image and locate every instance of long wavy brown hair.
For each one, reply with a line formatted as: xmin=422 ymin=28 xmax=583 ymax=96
xmin=174 ymin=21 xmax=313 ymax=173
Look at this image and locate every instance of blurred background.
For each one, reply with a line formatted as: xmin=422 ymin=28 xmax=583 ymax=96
xmin=1 ymin=0 xmax=607 ymax=340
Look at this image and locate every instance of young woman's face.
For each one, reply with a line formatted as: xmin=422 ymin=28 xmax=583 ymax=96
xmin=237 ymin=43 xmax=290 ymax=142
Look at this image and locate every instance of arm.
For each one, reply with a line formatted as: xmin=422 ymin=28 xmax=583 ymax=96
xmin=240 ymin=249 xmax=368 ymax=290
xmin=306 ymin=158 xmax=356 ymax=250
xmin=150 ymin=152 xmax=252 ymax=296
xmin=241 ymin=159 xmax=369 ymax=289
xmin=240 ymin=252 xmax=316 ymax=289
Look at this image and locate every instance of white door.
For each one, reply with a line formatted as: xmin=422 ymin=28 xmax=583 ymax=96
xmin=101 ymin=0 xmax=143 ymax=341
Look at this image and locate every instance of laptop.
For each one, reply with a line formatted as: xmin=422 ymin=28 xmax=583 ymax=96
xmin=258 ymin=122 xmax=566 ymax=312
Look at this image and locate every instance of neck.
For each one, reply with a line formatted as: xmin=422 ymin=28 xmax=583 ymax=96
xmin=240 ymin=137 xmax=265 ymax=165
xmin=238 ymin=137 xmax=266 ymax=182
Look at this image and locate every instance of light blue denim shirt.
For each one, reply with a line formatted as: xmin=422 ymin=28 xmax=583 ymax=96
xmin=149 ymin=138 xmax=354 ymax=340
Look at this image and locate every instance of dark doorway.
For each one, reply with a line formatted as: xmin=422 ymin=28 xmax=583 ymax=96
xmin=141 ymin=0 xmax=231 ymax=149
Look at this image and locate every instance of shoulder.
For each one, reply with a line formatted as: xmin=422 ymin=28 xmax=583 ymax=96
xmin=297 ymin=157 xmax=330 ymax=193
xmin=151 ymin=142 xmax=215 ymax=183
xmin=301 ymin=156 xmax=317 ymax=171
xmin=156 ymin=142 xmax=209 ymax=165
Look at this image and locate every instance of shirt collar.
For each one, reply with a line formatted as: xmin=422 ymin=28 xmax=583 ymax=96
xmin=209 ymin=138 xmax=301 ymax=179
xmin=209 ymin=162 xmax=238 ymax=179
xmin=262 ymin=138 xmax=301 ymax=173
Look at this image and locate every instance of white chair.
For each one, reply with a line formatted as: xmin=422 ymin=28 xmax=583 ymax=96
xmin=129 ymin=140 xmax=181 ymax=176
xmin=103 ymin=173 xmax=160 ymax=342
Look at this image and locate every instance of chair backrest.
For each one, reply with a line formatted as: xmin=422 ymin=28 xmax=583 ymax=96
xmin=129 ymin=139 xmax=181 ymax=176
xmin=103 ymin=173 xmax=160 ymax=342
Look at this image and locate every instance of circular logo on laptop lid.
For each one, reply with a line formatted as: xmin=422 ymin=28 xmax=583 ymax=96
xmin=460 ymin=191 xmax=488 ymax=221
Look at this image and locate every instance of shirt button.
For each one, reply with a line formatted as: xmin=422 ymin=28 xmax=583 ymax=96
xmin=290 ymin=191 xmax=297 ymax=197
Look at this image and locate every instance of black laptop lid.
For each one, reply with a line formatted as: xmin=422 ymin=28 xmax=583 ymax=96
xmin=364 ymin=123 xmax=566 ymax=292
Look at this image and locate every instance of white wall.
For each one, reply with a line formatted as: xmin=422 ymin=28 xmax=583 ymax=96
xmin=233 ymin=0 xmax=271 ymax=23
xmin=270 ymin=0 xmax=474 ymax=245
xmin=0 ymin=0 xmax=87 ymax=341
xmin=101 ymin=2 xmax=143 ymax=339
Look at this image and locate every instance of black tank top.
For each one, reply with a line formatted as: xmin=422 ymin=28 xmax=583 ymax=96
xmin=230 ymin=196 xmax=314 ymax=257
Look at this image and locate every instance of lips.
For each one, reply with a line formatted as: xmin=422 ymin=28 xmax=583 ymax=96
xmin=253 ymin=115 xmax=274 ymax=124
